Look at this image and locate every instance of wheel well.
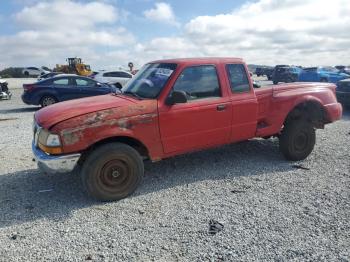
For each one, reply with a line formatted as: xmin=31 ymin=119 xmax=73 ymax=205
xmin=79 ymin=136 xmax=149 ymax=164
xmin=284 ymin=101 xmax=327 ymax=128
xmin=40 ymin=94 xmax=58 ymax=103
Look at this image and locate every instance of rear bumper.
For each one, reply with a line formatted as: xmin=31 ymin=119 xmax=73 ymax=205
xmin=32 ymin=142 xmax=81 ymax=174
xmin=324 ymin=102 xmax=343 ymax=122
xmin=21 ymin=93 xmax=33 ymax=105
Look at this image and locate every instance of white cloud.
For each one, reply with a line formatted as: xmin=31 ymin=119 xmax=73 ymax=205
xmin=143 ymin=2 xmax=179 ymax=26
xmin=134 ymin=0 xmax=350 ymax=67
xmin=15 ymin=1 xmax=117 ymax=30
xmin=182 ymin=0 xmax=350 ymax=65
xmin=1 ymin=0 xmax=349 ymax=70
xmin=0 ymin=0 xmax=134 ymax=69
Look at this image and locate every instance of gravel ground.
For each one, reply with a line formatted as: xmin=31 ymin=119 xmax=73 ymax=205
xmin=0 ymin=80 xmax=349 ymax=261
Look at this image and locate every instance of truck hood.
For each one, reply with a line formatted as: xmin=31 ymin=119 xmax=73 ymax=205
xmin=35 ymin=94 xmax=155 ymax=129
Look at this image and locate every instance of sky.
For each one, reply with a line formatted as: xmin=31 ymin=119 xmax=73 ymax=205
xmin=0 ymin=0 xmax=349 ymax=70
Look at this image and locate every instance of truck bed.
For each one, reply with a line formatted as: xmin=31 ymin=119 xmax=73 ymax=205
xmin=254 ymin=82 xmax=337 ymax=137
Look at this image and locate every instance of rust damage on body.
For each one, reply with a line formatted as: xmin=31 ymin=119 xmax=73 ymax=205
xmin=59 ymin=104 xmax=157 ymax=146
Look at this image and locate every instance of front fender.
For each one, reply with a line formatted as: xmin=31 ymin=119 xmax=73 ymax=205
xmin=50 ymin=109 xmax=163 ymax=159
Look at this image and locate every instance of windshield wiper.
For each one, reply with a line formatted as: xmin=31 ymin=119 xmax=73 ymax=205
xmin=122 ymin=90 xmax=144 ymax=100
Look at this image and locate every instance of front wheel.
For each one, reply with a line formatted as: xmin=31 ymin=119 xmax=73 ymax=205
xmin=81 ymin=143 xmax=144 ymax=201
xmin=279 ymin=120 xmax=315 ymax=161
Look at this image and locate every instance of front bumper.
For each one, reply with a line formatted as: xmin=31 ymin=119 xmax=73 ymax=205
xmin=32 ymin=142 xmax=81 ymax=174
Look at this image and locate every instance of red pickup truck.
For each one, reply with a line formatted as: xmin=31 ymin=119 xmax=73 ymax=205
xmin=32 ymin=58 xmax=342 ymax=201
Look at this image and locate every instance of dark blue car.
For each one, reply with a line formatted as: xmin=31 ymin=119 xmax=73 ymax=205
xmin=22 ymin=74 xmax=116 ymax=107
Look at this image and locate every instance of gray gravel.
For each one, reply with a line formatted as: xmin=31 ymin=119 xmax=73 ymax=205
xmin=0 ymin=81 xmax=349 ymax=261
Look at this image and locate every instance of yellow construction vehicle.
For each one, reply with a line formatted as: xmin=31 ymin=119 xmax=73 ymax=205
xmin=54 ymin=58 xmax=92 ymax=76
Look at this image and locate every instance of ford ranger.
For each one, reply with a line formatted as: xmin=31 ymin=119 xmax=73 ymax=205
xmin=32 ymin=58 xmax=342 ymax=201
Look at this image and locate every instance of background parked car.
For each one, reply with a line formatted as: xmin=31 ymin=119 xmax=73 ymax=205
xmin=255 ymin=66 xmax=274 ymax=80
xmin=272 ymin=65 xmax=302 ymax=84
xmin=336 ymin=78 xmax=350 ymax=107
xmin=22 ymin=67 xmax=50 ymax=77
xmin=22 ymin=74 xmax=116 ymax=107
xmin=299 ymin=67 xmax=349 ymax=83
xmin=92 ymin=70 xmax=133 ymax=89
xmin=37 ymin=72 xmax=64 ymax=81
xmin=335 ymin=65 xmax=350 ymax=74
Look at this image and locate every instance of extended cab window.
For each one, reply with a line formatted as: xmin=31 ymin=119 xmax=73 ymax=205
xmin=173 ymin=65 xmax=220 ymax=100
xmin=226 ymin=64 xmax=250 ymax=93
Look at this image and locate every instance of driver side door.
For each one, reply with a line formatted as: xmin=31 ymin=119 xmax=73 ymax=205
xmin=158 ymin=65 xmax=232 ymax=154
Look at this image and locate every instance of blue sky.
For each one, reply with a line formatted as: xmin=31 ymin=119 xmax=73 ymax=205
xmin=0 ymin=0 xmax=349 ymax=70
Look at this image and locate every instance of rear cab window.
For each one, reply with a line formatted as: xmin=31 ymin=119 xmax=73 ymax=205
xmin=226 ymin=64 xmax=251 ymax=93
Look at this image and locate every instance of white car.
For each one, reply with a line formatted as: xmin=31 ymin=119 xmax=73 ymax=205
xmin=93 ymin=70 xmax=132 ymax=88
xmin=22 ymin=67 xmax=50 ymax=77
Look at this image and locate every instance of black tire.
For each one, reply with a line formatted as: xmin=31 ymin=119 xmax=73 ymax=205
xmin=279 ymin=120 xmax=315 ymax=161
xmin=40 ymin=95 xmax=57 ymax=107
xmin=81 ymin=143 xmax=144 ymax=201
xmin=24 ymin=71 xmax=29 ymax=77
xmin=273 ymin=80 xmax=278 ymax=85
xmin=114 ymin=83 xmax=122 ymax=89
xmin=320 ymin=78 xmax=328 ymax=82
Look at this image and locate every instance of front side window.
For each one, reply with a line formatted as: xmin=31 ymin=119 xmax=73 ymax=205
xmin=172 ymin=65 xmax=220 ymax=101
xmin=119 ymin=72 xmax=132 ymax=78
xmin=75 ymin=78 xmax=95 ymax=86
xmin=121 ymin=63 xmax=177 ymax=99
xmin=53 ymin=78 xmax=69 ymax=85
xmin=226 ymin=64 xmax=250 ymax=93
xmin=103 ymin=72 xmax=111 ymax=77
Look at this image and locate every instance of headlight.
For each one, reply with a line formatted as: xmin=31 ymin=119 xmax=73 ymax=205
xmin=37 ymin=129 xmax=62 ymax=154
xmin=46 ymin=134 xmax=61 ymax=147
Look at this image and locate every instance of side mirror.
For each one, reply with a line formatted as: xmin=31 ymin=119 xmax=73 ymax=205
xmin=253 ymin=81 xmax=261 ymax=88
xmin=165 ymin=90 xmax=188 ymax=105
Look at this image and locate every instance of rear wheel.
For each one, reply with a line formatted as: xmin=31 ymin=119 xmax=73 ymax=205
xmin=320 ymin=78 xmax=328 ymax=82
xmin=279 ymin=120 xmax=315 ymax=161
xmin=40 ymin=95 xmax=57 ymax=107
xmin=273 ymin=80 xmax=278 ymax=85
xmin=24 ymin=71 xmax=29 ymax=77
xmin=81 ymin=143 xmax=144 ymax=201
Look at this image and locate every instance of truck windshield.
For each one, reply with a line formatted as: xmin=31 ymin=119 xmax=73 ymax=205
xmin=121 ymin=63 xmax=177 ymax=99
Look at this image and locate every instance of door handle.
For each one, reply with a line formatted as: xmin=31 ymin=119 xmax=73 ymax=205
xmin=217 ymin=104 xmax=226 ymax=111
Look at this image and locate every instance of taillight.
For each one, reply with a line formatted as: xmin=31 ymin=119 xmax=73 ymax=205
xmin=23 ymin=84 xmax=35 ymax=92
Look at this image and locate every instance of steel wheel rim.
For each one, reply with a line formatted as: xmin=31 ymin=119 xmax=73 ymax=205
xmin=294 ymin=131 xmax=308 ymax=152
xmin=98 ymin=159 xmax=131 ymax=192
